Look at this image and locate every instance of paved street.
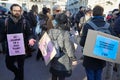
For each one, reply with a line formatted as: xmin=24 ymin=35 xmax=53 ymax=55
xmin=0 ymin=42 xmax=88 ymax=80
xmin=0 ymin=32 xmax=118 ymax=80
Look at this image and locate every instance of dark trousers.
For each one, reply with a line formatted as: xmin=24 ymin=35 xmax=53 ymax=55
xmin=85 ymin=68 xmax=103 ymax=80
xmin=52 ymin=74 xmax=65 ymax=80
xmin=5 ymin=55 xmax=25 ymax=80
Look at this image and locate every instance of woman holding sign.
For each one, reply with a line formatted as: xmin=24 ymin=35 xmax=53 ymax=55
xmin=48 ymin=12 xmax=77 ymax=80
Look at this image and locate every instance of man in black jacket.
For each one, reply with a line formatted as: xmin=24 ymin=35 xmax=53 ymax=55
xmin=80 ymin=5 xmax=115 ymax=80
xmin=0 ymin=4 xmax=36 ymax=80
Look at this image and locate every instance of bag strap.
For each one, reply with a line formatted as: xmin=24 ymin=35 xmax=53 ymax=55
xmin=104 ymin=22 xmax=110 ymax=28
xmin=22 ymin=19 xmax=26 ymax=30
xmin=87 ymin=21 xmax=110 ymax=30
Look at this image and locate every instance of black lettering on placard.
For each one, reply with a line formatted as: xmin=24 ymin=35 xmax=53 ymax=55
xmin=11 ymin=38 xmax=20 ymax=41
xmin=15 ymin=50 xmax=19 ymax=53
xmin=13 ymin=45 xmax=19 ymax=47
xmin=102 ymin=52 xmax=108 ymax=57
xmin=99 ymin=41 xmax=114 ymax=50
xmin=13 ymin=47 xmax=20 ymax=50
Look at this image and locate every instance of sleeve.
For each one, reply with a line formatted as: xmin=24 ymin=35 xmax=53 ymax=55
xmin=24 ymin=20 xmax=37 ymax=40
xmin=113 ymin=18 xmax=120 ymax=37
xmin=79 ymin=17 xmax=85 ymax=28
xmin=80 ymin=23 xmax=92 ymax=47
xmin=109 ymin=26 xmax=117 ymax=36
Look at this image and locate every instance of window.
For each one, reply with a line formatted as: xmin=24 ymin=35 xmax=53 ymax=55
xmin=30 ymin=0 xmax=42 ymax=2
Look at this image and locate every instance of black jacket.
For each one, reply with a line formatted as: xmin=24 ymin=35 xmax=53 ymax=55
xmin=27 ymin=10 xmax=37 ymax=28
xmin=80 ymin=16 xmax=115 ymax=70
xmin=113 ymin=13 xmax=120 ymax=37
xmin=0 ymin=16 xmax=36 ymax=55
xmin=75 ymin=11 xmax=84 ymax=23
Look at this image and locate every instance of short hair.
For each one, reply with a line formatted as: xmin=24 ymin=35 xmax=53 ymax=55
xmin=93 ymin=5 xmax=104 ymax=16
xmin=10 ymin=4 xmax=22 ymax=11
xmin=52 ymin=5 xmax=60 ymax=11
xmin=79 ymin=6 xmax=83 ymax=9
xmin=31 ymin=5 xmax=38 ymax=12
xmin=42 ymin=7 xmax=48 ymax=14
xmin=85 ymin=8 xmax=92 ymax=14
xmin=112 ymin=9 xmax=119 ymax=15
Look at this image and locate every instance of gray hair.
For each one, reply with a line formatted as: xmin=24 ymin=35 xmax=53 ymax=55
xmin=52 ymin=5 xmax=61 ymax=11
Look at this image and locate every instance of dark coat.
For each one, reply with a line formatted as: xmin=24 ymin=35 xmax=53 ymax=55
xmin=113 ymin=14 xmax=120 ymax=37
xmin=80 ymin=16 xmax=115 ymax=70
xmin=75 ymin=11 xmax=84 ymax=23
xmin=0 ymin=16 xmax=36 ymax=55
xmin=27 ymin=10 xmax=37 ymax=28
xmin=0 ymin=19 xmax=5 ymax=42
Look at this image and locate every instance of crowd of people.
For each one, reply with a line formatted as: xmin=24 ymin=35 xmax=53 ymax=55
xmin=0 ymin=3 xmax=120 ymax=80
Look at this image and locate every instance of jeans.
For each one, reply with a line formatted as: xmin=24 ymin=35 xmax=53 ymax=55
xmin=116 ymin=64 xmax=120 ymax=80
xmin=105 ymin=62 xmax=114 ymax=80
xmin=85 ymin=68 xmax=103 ymax=80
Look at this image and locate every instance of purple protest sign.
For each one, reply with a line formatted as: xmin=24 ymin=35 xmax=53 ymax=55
xmin=7 ymin=33 xmax=25 ymax=56
xmin=39 ymin=32 xmax=57 ymax=65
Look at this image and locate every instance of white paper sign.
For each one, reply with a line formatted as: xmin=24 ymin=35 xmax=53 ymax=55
xmin=39 ymin=32 xmax=57 ymax=65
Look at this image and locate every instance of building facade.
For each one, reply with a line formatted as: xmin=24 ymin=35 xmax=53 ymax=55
xmin=66 ymin=0 xmax=120 ymax=15
xmin=66 ymin=0 xmax=88 ymax=14
xmin=0 ymin=0 xmax=67 ymax=13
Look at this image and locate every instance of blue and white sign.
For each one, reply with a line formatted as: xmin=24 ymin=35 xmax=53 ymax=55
xmin=93 ymin=35 xmax=119 ymax=60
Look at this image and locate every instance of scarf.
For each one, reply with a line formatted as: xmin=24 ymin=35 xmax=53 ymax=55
xmin=10 ymin=15 xmax=21 ymax=23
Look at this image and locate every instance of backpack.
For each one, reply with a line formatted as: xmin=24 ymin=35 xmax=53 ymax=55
xmin=49 ymin=30 xmax=64 ymax=57
xmin=87 ymin=20 xmax=111 ymax=34
xmin=52 ymin=34 xmax=61 ymax=57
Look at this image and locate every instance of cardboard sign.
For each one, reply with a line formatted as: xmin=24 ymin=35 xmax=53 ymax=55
xmin=93 ymin=35 xmax=119 ymax=60
xmin=7 ymin=33 xmax=25 ymax=56
xmin=38 ymin=32 xmax=56 ymax=65
xmin=83 ymin=29 xmax=120 ymax=64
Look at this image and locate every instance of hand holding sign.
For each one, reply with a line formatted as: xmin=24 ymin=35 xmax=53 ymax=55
xmin=28 ymin=39 xmax=36 ymax=46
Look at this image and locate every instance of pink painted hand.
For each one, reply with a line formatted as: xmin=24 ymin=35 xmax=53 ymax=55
xmin=28 ymin=39 xmax=36 ymax=46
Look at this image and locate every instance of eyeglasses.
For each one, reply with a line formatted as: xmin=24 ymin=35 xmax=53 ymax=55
xmin=13 ymin=10 xmax=22 ymax=12
xmin=56 ymin=10 xmax=61 ymax=12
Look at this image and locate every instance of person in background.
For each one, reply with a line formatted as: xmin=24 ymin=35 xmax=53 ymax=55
xmin=109 ymin=9 xmax=119 ymax=27
xmin=36 ymin=7 xmax=49 ymax=61
xmin=75 ymin=6 xmax=85 ymax=35
xmin=113 ymin=3 xmax=120 ymax=80
xmin=79 ymin=8 xmax=92 ymax=36
xmin=52 ymin=5 xmax=62 ymax=19
xmin=64 ymin=10 xmax=72 ymax=31
xmin=26 ymin=5 xmax=38 ymax=57
xmin=46 ymin=7 xmax=53 ymax=32
xmin=27 ymin=5 xmax=38 ymax=34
